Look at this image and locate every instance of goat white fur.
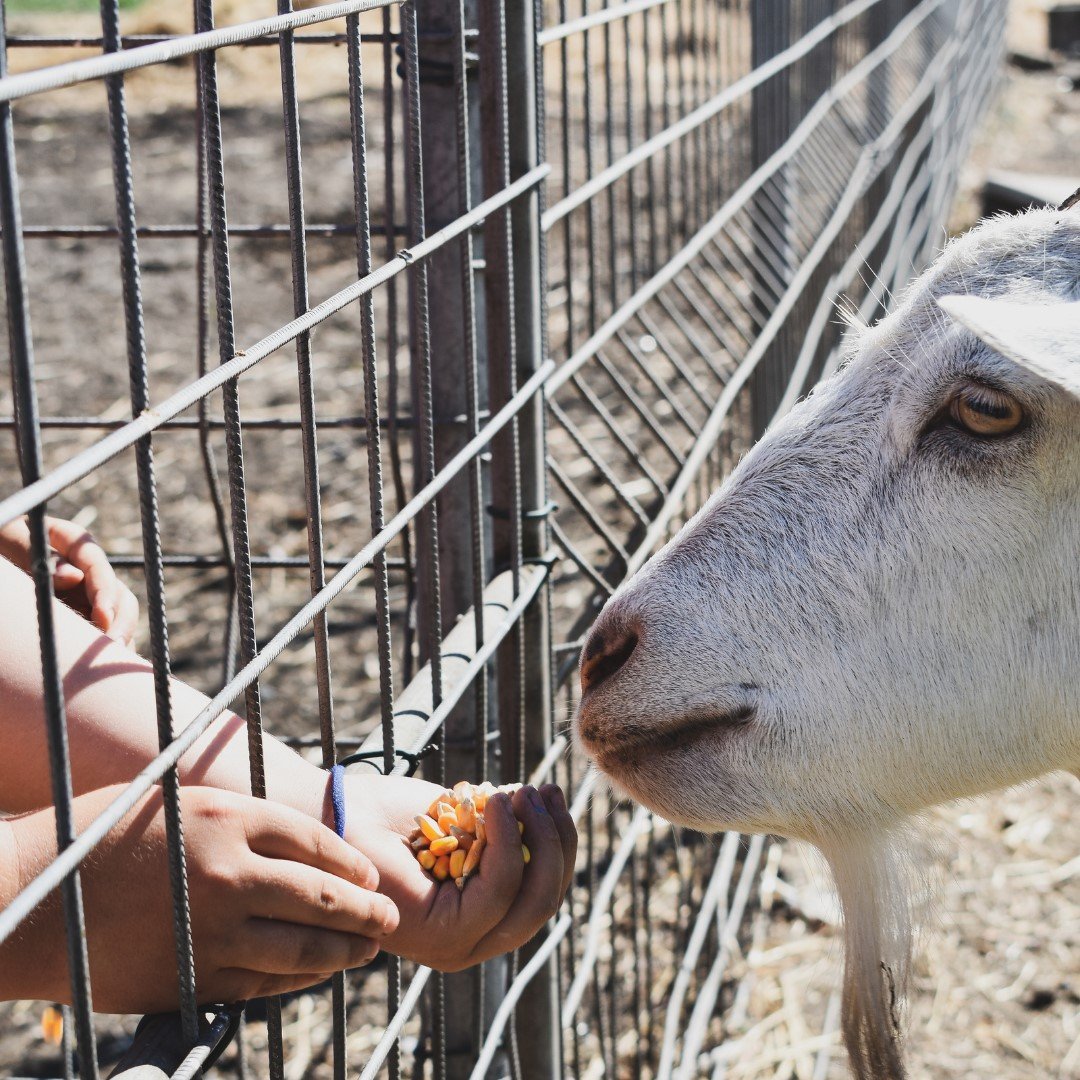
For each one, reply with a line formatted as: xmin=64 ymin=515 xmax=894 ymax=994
xmin=574 ymin=202 xmax=1080 ymax=1079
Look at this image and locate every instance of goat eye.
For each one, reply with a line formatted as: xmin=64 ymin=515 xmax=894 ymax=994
xmin=948 ymin=386 xmax=1025 ymax=437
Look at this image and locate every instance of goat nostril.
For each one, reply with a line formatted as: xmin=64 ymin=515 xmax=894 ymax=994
xmin=580 ymin=630 xmax=639 ymax=694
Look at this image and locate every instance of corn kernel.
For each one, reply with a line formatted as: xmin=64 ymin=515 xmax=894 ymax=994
xmin=415 ymin=779 xmax=534 ymax=890
xmin=456 ymin=797 xmax=476 ymax=833
xmin=449 ymin=826 xmax=473 ymax=852
xmin=429 ymin=835 xmax=458 ymax=856
xmin=461 ymin=836 xmax=485 ymax=879
xmin=41 ymin=1006 xmax=63 ymax=1046
xmin=415 ymin=814 xmax=446 ymax=842
xmin=449 ymin=848 xmax=467 ymax=879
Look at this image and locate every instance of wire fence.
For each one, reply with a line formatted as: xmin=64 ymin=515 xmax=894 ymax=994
xmin=0 ymin=0 xmax=1003 ymax=1076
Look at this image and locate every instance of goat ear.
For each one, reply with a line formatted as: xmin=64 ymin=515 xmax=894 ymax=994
xmin=937 ymin=294 xmax=1080 ymax=400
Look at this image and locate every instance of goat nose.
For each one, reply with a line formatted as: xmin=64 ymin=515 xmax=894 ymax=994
xmin=580 ymin=624 xmax=639 ymax=695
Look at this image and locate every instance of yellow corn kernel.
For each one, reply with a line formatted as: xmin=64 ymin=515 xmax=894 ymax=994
xmin=517 ymin=820 xmax=525 ymax=835
xmin=475 ymin=814 xmax=486 ymax=844
xmin=456 ymin=796 xmax=476 ymax=833
xmin=433 ymin=853 xmax=452 ymax=881
xmin=427 ymin=790 xmax=453 ymax=817
xmin=436 ymin=800 xmax=456 ymax=818
xmin=455 ymin=876 xmax=466 ymax=890
xmin=461 ymin=836 xmax=485 ymax=879
xmin=449 ymin=848 xmax=467 ymax=879
xmin=429 ymin=835 xmax=459 ymax=857
xmin=521 ymin=844 xmax=531 ymax=864
xmin=418 ymin=849 xmax=437 ymax=870
xmin=437 ymin=812 xmax=458 ymax=834
xmin=415 ymin=814 xmax=446 ymax=842
xmin=411 ymin=836 xmax=429 ymax=852
xmin=41 ymin=1006 xmax=63 ymax=1046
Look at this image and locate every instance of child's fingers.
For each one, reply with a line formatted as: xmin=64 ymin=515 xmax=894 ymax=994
xmin=51 ymin=557 xmax=85 ymax=590
xmin=246 ymin=862 xmax=399 ymax=938
xmin=229 ymin=922 xmax=380 ymax=977
xmin=538 ymin=784 xmax=577 ymax=902
xmin=446 ymin=792 xmax=525 ymax=942
xmin=465 ymin=787 xmax=566 ymax=964
xmin=46 ymin=518 xmax=102 ymax=569
xmin=245 ymin=800 xmax=380 ymax=891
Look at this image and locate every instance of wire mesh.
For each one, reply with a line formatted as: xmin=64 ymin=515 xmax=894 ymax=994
xmin=0 ymin=0 xmax=1004 ymax=1076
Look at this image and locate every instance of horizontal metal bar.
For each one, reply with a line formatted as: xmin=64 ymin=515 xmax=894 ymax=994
xmin=541 ymin=0 xmax=884 ymax=230
xmin=0 ymin=0 xmax=399 ymax=103
xmin=106 ymin=553 xmax=408 ymax=571
xmin=543 ymin=0 xmax=946 ymax=401
xmin=0 ymin=412 xmax=476 ymax=430
xmin=8 ymin=223 xmax=405 ymax=240
xmin=0 ymin=164 xmax=550 ymax=529
xmin=0 ymin=365 xmax=554 ymax=946
xmin=6 ymin=32 xmax=389 ymax=49
xmin=537 ymin=0 xmax=672 ymax=46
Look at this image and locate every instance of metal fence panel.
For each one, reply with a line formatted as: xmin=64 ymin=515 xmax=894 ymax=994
xmin=0 ymin=0 xmax=1004 ymax=1076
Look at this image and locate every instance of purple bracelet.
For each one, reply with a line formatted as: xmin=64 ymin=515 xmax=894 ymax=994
xmin=330 ymin=763 xmax=346 ymax=839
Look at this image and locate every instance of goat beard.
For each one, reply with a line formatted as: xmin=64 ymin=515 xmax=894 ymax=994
xmin=816 ymin=826 xmax=918 ymax=1080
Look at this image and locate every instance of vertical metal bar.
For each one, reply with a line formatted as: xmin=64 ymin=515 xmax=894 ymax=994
xmin=274 ymin=5 xmax=345 ymax=1074
xmin=99 ymin=0 xmax=200 ymax=1043
xmin=346 ymin=16 xmax=401 ymax=1080
xmin=191 ymin=4 xmax=285 ymax=1074
xmin=0 ymin=7 xmax=98 ymax=1076
xmin=191 ymin=44 xmax=237 ymax=685
xmin=749 ymin=0 xmax=793 ymax=438
xmin=400 ymin=7 xmax=448 ymax=1079
xmin=381 ymin=3 xmax=414 ymax=688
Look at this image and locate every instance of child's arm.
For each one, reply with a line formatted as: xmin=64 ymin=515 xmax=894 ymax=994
xmin=0 ymin=557 xmax=577 ymax=971
xmin=0 ymin=784 xmax=396 ymax=1011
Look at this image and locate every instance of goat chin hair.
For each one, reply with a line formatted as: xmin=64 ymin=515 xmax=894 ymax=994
xmin=818 ymin=827 xmax=917 ymax=1080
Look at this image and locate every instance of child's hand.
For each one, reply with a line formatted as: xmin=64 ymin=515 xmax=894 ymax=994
xmin=344 ymin=775 xmax=576 ymax=972
xmin=0 ymin=516 xmax=139 ymax=645
xmin=0 ymin=786 xmax=398 ymax=1012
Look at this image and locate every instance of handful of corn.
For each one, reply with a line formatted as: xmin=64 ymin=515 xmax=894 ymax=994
xmin=410 ymin=780 xmax=529 ymax=890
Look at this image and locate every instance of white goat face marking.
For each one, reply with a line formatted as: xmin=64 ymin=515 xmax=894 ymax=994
xmin=575 ymin=206 xmax=1080 ymax=842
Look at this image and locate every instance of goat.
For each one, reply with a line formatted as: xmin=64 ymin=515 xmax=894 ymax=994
xmin=574 ymin=197 xmax=1080 ymax=1079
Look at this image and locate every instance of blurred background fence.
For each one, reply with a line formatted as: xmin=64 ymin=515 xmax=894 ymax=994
xmin=0 ymin=0 xmax=1005 ymax=1076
